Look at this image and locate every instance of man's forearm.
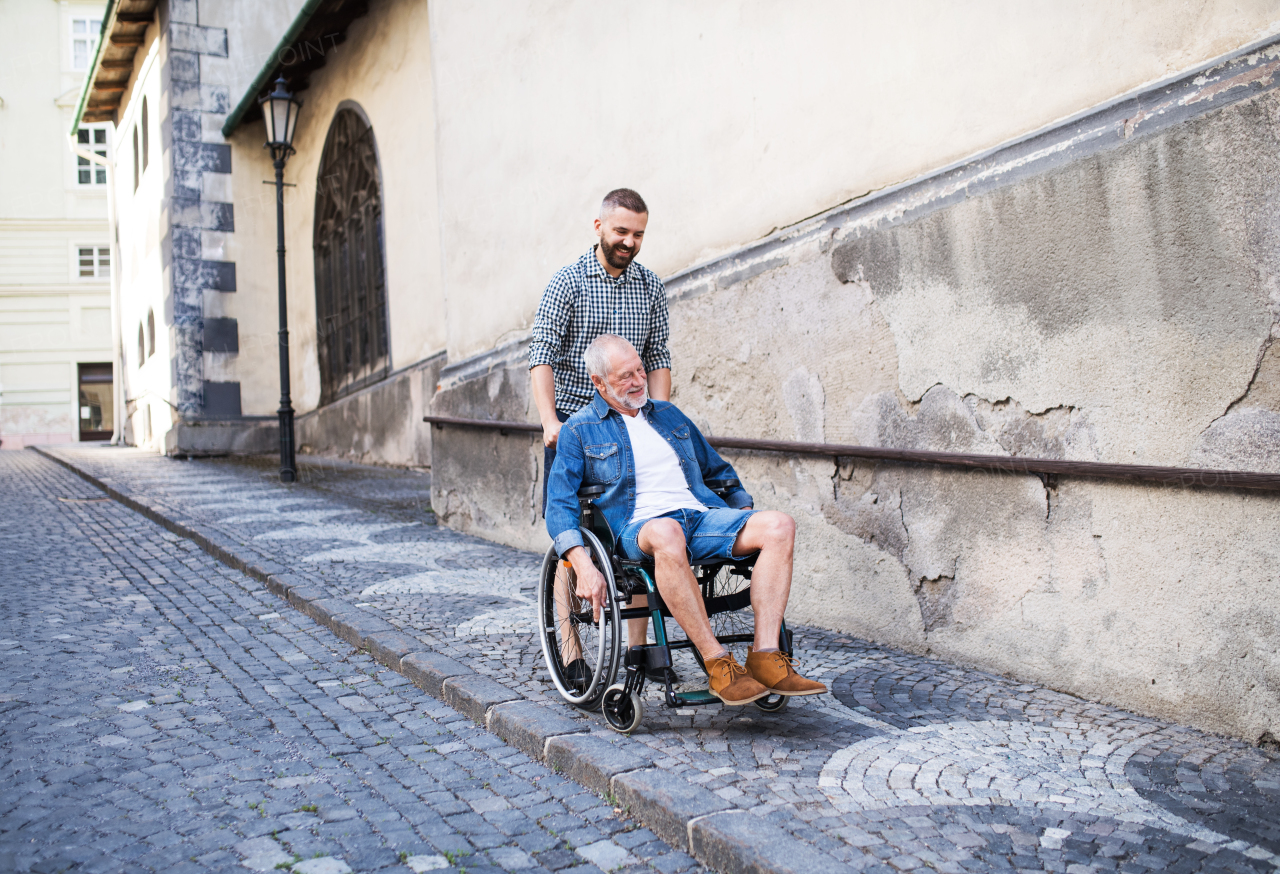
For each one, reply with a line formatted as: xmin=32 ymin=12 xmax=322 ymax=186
xmin=531 ymin=365 xmax=559 ymax=424
xmin=648 ymin=368 xmax=671 ymax=401
xmin=563 ymin=545 xmax=588 ymax=569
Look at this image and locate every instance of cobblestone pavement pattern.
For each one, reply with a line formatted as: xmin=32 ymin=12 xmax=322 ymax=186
xmin=34 ymin=446 xmax=1280 ymax=873
xmin=0 ymin=451 xmax=705 ymax=874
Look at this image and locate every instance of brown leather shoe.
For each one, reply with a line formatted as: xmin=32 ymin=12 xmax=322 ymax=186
xmin=746 ymin=648 xmax=827 ymax=696
xmin=705 ymin=653 xmax=769 ymax=705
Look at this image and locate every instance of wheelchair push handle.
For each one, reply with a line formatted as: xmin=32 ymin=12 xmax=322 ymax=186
xmin=703 ymin=478 xmax=740 ymax=497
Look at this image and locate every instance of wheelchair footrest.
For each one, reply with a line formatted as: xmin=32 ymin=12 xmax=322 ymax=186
xmin=626 ymin=645 xmax=671 ymax=671
xmin=673 ymin=689 xmax=719 ymax=705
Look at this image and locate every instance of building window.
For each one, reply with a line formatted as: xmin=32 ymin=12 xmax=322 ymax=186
xmin=76 ymin=127 xmax=109 ymax=185
xmin=137 ymin=323 xmax=145 ymax=364
xmin=72 ymin=17 xmax=102 ymax=71
xmin=313 ymin=108 xmax=390 ymax=404
xmin=141 ymin=98 xmax=149 ymax=171
xmin=146 ymin=309 xmax=155 ymax=358
xmin=78 ymin=246 xmax=111 ymax=279
xmin=132 ymin=125 xmax=140 ymax=192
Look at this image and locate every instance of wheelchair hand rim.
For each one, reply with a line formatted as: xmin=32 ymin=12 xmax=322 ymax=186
xmin=537 ymin=528 xmax=621 ymax=707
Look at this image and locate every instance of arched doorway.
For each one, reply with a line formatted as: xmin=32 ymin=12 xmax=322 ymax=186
xmin=313 ymin=106 xmax=390 ymax=404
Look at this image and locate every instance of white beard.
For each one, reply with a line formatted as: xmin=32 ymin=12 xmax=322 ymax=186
xmin=606 ymin=383 xmax=648 ymax=411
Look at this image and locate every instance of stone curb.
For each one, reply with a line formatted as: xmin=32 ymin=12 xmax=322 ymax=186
xmin=545 ymin=733 xmax=652 ymax=797
xmin=401 ymin=652 xmax=469 ymax=698
xmin=441 ymin=674 xmax=522 ymax=724
xmin=32 ymin=446 xmax=845 ymax=874
xmin=611 ymin=768 xmax=734 ymax=853
xmin=366 ymin=631 xmax=423 ymax=671
xmin=487 ymin=701 xmax=587 ymax=761
xmin=690 ymin=810 xmax=856 ymax=874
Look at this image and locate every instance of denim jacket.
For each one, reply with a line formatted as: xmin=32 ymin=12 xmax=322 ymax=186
xmin=546 ymin=393 xmax=753 ymax=558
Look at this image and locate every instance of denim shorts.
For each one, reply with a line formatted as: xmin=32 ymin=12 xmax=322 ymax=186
xmin=619 ymin=507 xmax=757 ymax=564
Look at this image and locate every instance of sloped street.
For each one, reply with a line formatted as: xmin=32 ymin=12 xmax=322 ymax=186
xmin=3 ymin=446 xmax=1278 ymax=874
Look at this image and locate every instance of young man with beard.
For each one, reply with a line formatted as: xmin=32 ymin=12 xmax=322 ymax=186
xmin=530 ymin=189 xmax=673 ymax=670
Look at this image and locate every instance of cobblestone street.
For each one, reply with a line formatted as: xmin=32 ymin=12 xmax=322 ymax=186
xmin=0 ymin=452 xmax=702 ymax=874
xmin=4 ymin=446 xmax=1279 ymax=874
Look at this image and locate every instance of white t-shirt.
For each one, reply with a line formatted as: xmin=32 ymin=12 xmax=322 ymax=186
xmin=622 ymin=409 xmax=707 ymax=524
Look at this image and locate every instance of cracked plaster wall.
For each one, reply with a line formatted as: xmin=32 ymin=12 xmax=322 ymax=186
xmin=429 ymin=84 xmax=1280 ymax=744
xmin=670 ymin=87 xmax=1280 ymax=743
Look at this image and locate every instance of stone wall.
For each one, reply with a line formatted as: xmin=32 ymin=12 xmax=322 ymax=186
xmin=296 ymin=353 xmax=445 ymax=468
xmin=429 ymin=343 xmax=544 ymax=540
xmin=161 ymin=0 xmax=239 ymax=419
xmin=427 ymin=44 xmax=1280 ymax=744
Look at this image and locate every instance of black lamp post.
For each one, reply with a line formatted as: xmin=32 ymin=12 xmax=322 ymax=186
xmin=260 ymin=77 xmax=302 ymax=483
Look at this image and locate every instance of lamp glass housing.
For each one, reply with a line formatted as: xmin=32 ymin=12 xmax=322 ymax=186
xmin=260 ymin=77 xmax=301 ymax=150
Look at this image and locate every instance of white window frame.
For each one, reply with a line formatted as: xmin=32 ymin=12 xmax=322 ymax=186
xmin=75 ymin=244 xmax=112 ymax=281
xmin=71 ymin=16 xmax=102 ymax=72
xmin=75 ymin=125 xmax=111 ymax=186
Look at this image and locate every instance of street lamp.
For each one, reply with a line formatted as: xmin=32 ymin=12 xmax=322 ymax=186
xmin=260 ymin=77 xmax=302 ymax=483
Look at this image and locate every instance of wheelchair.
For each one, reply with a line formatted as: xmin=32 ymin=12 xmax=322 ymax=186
xmin=536 ymin=479 xmax=793 ymax=734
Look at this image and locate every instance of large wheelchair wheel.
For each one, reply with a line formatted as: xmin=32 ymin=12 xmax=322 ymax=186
xmin=537 ymin=528 xmax=621 ymax=711
xmin=687 ymin=561 xmax=791 ymax=713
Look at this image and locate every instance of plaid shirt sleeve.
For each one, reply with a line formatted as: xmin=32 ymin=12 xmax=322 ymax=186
xmin=640 ymin=272 xmax=672 ymax=373
xmin=529 ymin=268 xmax=575 ymax=370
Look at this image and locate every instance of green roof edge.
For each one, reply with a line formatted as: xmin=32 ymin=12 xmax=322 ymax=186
xmin=69 ymin=1 xmax=118 ymax=136
xmin=220 ymin=0 xmax=328 ymax=139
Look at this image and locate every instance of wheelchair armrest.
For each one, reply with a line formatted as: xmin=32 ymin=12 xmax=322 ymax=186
xmin=704 ymin=478 xmax=740 ymax=496
xmin=577 ymin=483 xmax=606 ymax=500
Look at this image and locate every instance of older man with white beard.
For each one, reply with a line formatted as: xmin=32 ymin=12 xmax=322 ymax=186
xmin=544 ymin=334 xmax=827 ymax=706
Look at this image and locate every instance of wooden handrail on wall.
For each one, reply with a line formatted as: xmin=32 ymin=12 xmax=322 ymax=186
xmin=423 ymin=414 xmax=1280 ymax=493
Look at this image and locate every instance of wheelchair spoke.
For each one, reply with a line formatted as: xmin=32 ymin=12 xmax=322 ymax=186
xmin=552 ymin=562 xmax=584 ymax=666
xmin=537 ymin=529 xmax=621 ymax=710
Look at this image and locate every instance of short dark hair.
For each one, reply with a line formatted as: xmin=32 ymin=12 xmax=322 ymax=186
xmin=601 ymin=188 xmax=648 ymax=216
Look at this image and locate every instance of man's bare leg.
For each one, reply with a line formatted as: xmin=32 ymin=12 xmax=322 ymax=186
xmin=635 ymin=519 xmax=723 ymax=659
xmin=730 ymin=511 xmax=796 ymax=651
xmin=637 ymin=517 xmax=772 ymax=704
xmin=730 ymin=510 xmax=825 ymax=696
xmin=627 ymin=595 xmax=650 ymax=648
xmin=553 ymin=561 xmax=583 ymax=665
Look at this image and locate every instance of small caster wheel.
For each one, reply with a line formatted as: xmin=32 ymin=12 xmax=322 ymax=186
xmin=754 ymin=693 xmax=789 ymax=712
xmin=602 ymin=683 xmax=643 ymax=734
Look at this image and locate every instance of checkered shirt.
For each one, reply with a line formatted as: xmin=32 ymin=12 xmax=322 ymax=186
xmin=529 ymin=246 xmax=671 ymax=414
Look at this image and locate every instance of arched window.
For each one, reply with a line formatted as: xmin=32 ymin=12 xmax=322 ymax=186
xmin=137 ymin=323 xmax=145 ymax=364
xmin=140 ymin=97 xmax=149 ymax=171
xmin=146 ymin=309 xmax=155 ymax=358
xmin=132 ymin=125 xmax=139 ymax=192
xmin=313 ymin=107 xmax=389 ymax=404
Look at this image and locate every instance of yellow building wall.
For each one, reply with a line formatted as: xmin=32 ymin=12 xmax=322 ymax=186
xmin=427 ymin=0 xmax=1280 ymax=361
xmin=228 ymin=0 xmax=445 ymax=416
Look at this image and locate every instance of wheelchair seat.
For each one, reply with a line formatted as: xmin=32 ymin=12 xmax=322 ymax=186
xmin=615 ymin=555 xmax=754 ymax=570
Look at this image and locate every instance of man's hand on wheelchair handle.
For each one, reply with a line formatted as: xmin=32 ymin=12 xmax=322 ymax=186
xmin=542 ymin=418 xmax=562 ymax=448
xmin=564 ymin=546 xmax=606 ymax=623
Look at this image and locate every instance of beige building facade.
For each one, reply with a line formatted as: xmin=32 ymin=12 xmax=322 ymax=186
xmin=75 ymin=0 xmax=1280 ymax=743
xmin=1 ymin=0 xmax=115 ymax=449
